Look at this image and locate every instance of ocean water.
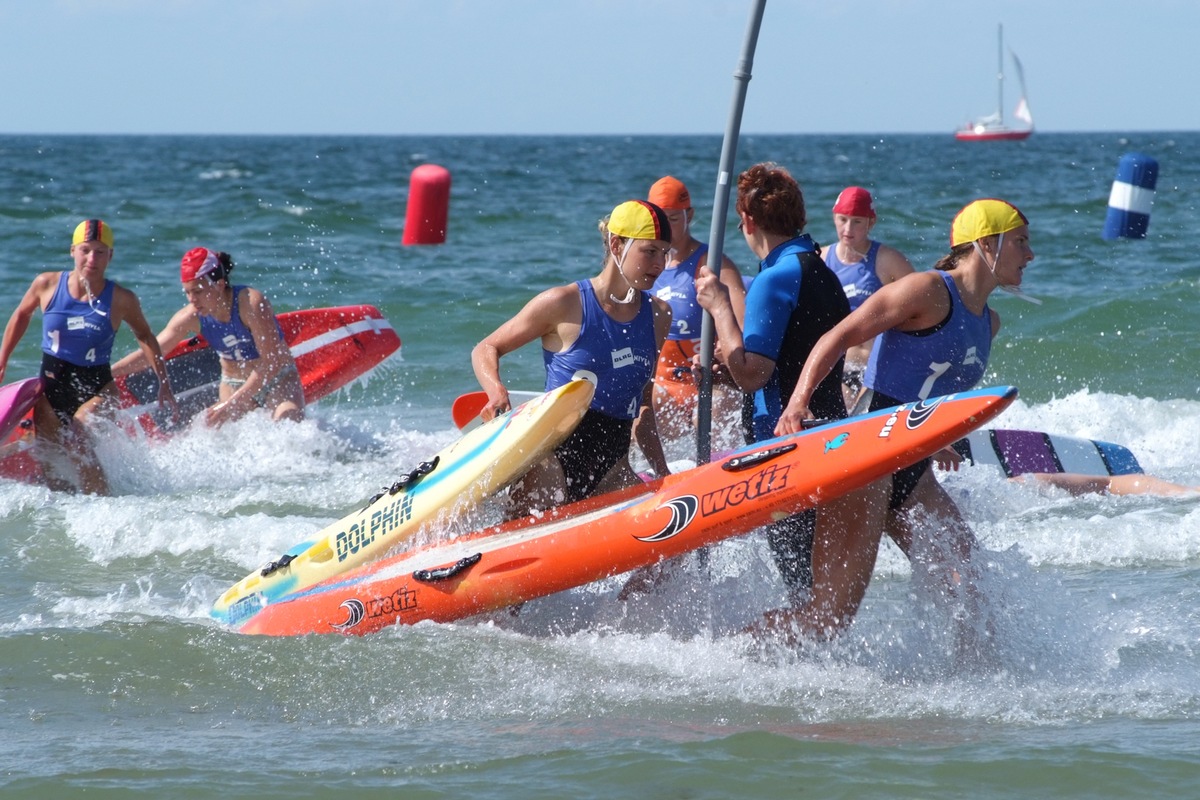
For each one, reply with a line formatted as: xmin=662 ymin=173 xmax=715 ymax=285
xmin=1 ymin=132 xmax=1198 ymax=798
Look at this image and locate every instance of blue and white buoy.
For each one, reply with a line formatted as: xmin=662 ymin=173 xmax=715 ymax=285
xmin=1102 ymin=153 xmax=1158 ymax=240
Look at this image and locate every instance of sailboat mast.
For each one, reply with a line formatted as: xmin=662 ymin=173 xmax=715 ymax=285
xmin=955 ymin=21 xmax=1031 ymax=139
xmin=996 ymin=24 xmax=1005 ymax=126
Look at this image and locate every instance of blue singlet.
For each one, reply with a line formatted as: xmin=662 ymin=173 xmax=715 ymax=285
xmin=198 ymin=286 xmax=285 ymax=362
xmin=542 ymin=280 xmax=657 ymax=420
xmin=865 ymin=270 xmax=993 ymax=401
xmin=41 ymin=271 xmax=116 ymax=367
xmin=825 ymin=241 xmax=883 ymax=311
xmin=651 ymin=242 xmax=707 ymax=343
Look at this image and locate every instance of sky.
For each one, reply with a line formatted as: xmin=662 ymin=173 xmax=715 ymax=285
xmin=4 ymin=0 xmax=1197 ymax=136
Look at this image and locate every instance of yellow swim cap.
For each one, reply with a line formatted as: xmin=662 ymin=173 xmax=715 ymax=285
xmin=950 ymin=199 xmax=1027 ymax=247
xmin=608 ymin=200 xmax=670 ymax=241
xmin=72 ymin=219 xmax=114 ymax=248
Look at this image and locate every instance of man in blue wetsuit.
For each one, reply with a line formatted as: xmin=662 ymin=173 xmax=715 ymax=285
xmin=695 ymin=163 xmax=877 ymax=633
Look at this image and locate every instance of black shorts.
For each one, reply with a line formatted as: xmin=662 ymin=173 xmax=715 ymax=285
xmin=41 ymin=353 xmax=113 ymax=423
xmin=554 ymin=408 xmax=633 ymax=503
xmin=868 ymin=389 xmax=931 ymax=510
xmin=765 ymin=510 xmax=816 ymax=599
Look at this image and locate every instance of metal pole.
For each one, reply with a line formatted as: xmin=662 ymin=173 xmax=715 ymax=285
xmin=696 ymin=0 xmax=767 ymax=464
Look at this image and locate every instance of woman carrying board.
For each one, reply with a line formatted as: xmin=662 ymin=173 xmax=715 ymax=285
xmin=471 ymin=200 xmax=673 ymax=513
xmin=774 ymin=198 xmax=1033 ymax=643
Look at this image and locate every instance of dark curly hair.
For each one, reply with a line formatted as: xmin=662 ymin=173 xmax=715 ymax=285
xmin=735 ymin=162 xmax=806 ymax=237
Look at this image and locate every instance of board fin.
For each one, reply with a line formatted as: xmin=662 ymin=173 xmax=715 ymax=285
xmin=451 ymin=392 xmax=489 ymax=430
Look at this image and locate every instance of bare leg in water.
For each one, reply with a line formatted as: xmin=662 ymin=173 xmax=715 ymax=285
xmin=752 ymin=478 xmax=889 ymax=642
xmin=1018 ymin=472 xmax=1198 ymax=497
xmin=885 ymin=468 xmax=995 ymax=659
xmin=33 ymin=395 xmax=111 ymax=495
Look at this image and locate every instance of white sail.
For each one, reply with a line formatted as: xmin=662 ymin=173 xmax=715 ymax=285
xmin=1014 ymin=97 xmax=1033 ymax=126
xmin=1010 ymin=51 xmax=1033 ymax=125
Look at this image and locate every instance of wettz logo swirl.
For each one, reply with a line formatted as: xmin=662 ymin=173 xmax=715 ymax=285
xmin=635 ymin=495 xmax=699 ymax=542
xmin=905 ymin=395 xmax=947 ymax=430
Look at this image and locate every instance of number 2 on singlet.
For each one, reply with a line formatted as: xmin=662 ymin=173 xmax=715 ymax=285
xmin=48 ymin=330 xmax=59 ymax=354
xmin=917 ymin=361 xmax=951 ymax=400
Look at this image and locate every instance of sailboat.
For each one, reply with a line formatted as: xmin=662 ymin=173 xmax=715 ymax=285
xmin=955 ymin=24 xmax=1033 ymax=142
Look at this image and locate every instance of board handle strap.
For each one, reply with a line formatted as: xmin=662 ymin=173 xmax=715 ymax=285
xmin=413 ymin=553 xmax=482 ymax=583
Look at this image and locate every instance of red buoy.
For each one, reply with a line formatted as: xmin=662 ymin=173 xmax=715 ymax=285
xmin=402 ymin=164 xmax=451 ymax=245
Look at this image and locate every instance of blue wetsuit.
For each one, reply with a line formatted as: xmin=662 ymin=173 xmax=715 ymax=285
xmin=740 ymin=235 xmax=850 ymax=597
xmin=543 ymin=280 xmax=657 ymax=501
xmin=741 ymin=234 xmax=849 ymax=441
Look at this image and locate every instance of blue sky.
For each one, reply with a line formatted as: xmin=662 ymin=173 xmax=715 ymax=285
xmin=4 ymin=0 xmax=1195 ymax=136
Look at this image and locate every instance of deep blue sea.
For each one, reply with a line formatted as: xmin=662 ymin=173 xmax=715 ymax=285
xmin=1 ymin=133 xmax=1198 ymax=798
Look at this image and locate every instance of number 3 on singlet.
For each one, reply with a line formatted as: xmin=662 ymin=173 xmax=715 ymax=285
xmin=917 ymin=361 xmax=951 ymax=400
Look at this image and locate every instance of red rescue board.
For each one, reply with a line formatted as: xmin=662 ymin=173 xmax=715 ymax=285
xmin=0 ymin=305 xmax=400 ymax=484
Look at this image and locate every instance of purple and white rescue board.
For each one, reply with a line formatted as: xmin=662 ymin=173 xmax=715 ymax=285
xmin=954 ymin=428 xmax=1143 ymax=478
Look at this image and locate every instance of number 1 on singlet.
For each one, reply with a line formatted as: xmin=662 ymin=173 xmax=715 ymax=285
xmin=917 ymin=361 xmax=951 ymax=400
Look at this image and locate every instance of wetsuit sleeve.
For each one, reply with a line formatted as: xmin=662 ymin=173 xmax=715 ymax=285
xmin=741 ymin=265 xmax=800 ymax=362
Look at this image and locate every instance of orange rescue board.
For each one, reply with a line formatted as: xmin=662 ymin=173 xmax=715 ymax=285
xmin=238 ymin=385 xmax=1018 ymax=636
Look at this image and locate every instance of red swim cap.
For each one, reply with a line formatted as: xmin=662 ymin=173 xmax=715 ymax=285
xmin=832 ymin=186 xmax=876 ymax=219
xmin=180 ymin=247 xmax=221 ymax=283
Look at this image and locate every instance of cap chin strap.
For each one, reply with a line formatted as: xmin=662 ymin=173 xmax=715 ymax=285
xmin=670 ymin=212 xmax=694 ymax=263
xmin=80 ymin=276 xmax=109 ymax=317
xmin=668 ymin=217 xmax=687 ymax=262
xmin=608 ymin=236 xmax=636 ymax=304
xmin=997 ymin=283 xmax=1042 ymax=305
xmin=973 ymin=234 xmax=1042 ymax=306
